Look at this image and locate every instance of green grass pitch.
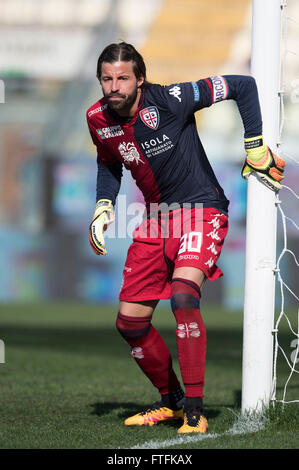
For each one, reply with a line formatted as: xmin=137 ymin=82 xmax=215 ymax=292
xmin=0 ymin=301 xmax=298 ymax=450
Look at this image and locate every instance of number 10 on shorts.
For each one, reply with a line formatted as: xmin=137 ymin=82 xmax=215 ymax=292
xmin=178 ymin=232 xmax=202 ymax=254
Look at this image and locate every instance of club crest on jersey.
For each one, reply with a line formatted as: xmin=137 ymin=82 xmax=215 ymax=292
xmin=139 ymin=106 xmax=160 ymax=130
xmin=118 ymin=141 xmax=144 ymax=165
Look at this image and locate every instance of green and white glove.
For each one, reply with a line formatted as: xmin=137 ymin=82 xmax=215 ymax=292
xmin=241 ymin=136 xmax=285 ymax=191
xmin=89 ymin=199 xmax=114 ymax=255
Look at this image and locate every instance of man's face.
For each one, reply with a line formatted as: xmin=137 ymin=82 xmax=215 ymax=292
xmin=99 ymin=61 xmax=144 ymax=116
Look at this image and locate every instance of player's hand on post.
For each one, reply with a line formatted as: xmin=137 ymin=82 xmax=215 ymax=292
xmin=89 ymin=199 xmax=114 ymax=255
xmin=241 ymin=136 xmax=285 ymax=191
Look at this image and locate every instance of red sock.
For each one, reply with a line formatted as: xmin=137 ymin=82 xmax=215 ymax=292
xmin=116 ymin=312 xmax=181 ymax=395
xmin=171 ymin=278 xmax=206 ymax=398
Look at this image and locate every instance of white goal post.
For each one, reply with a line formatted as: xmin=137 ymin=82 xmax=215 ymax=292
xmin=241 ymin=0 xmax=282 ymax=413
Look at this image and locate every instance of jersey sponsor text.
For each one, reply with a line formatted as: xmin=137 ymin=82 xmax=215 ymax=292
xmin=97 ymin=125 xmax=124 ymax=139
xmin=88 ymin=104 xmax=108 ymax=117
xmin=140 ymin=134 xmax=174 ymax=157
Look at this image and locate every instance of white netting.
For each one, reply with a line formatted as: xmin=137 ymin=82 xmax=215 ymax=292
xmin=271 ymin=0 xmax=299 ymax=407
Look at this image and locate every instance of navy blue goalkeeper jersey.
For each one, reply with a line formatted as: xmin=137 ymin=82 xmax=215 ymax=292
xmin=86 ymin=75 xmax=263 ymax=213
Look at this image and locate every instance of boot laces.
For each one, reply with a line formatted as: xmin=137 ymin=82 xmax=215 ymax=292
xmin=185 ymin=407 xmax=204 ymax=427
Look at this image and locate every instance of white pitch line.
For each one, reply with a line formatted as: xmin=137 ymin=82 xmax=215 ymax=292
xmin=128 ymin=412 xmax=269 ymax=449
xmin=130 ymin=432 xmax=220 ymax=449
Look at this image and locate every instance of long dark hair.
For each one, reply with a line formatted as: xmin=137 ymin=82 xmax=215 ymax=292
xmin=96 ymin=42 xmax=151 ymax=89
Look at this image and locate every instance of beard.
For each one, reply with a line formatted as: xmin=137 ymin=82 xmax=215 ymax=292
xmin=104 ymin=87 xmax=139 ymax=114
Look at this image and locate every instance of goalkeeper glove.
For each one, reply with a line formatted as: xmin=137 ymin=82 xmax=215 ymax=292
xmin=89 ymin=199 xmax=114 ymax=255
xmin=241 ymin=136 xmax=285 ymax=191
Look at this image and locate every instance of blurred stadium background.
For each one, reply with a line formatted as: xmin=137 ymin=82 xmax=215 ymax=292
xmin=0 ymin=0 xmax=298 ymax=309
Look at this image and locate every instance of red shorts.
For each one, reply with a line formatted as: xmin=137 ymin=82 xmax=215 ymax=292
xmin=119 ymin=207 xmax=228 ymax=302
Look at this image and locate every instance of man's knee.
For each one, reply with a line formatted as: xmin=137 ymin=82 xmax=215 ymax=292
xmin=171 ymin=278 xmax=201 ymax=312
xmin=116 ymin=312 xmax=152 ymax=340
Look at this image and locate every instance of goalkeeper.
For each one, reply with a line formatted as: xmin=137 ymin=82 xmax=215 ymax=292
xmin=87 ymin=42 xmax=285 ymax=434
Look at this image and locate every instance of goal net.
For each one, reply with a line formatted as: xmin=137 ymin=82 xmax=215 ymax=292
xmin=271 ymin=0 xmax=299 ymax=408
xmin=242 ymin=0 xmax=299 ymax=413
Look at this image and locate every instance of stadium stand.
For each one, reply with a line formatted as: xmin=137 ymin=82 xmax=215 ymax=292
xmin=140 ymin=0 xmax=251 ymax=83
